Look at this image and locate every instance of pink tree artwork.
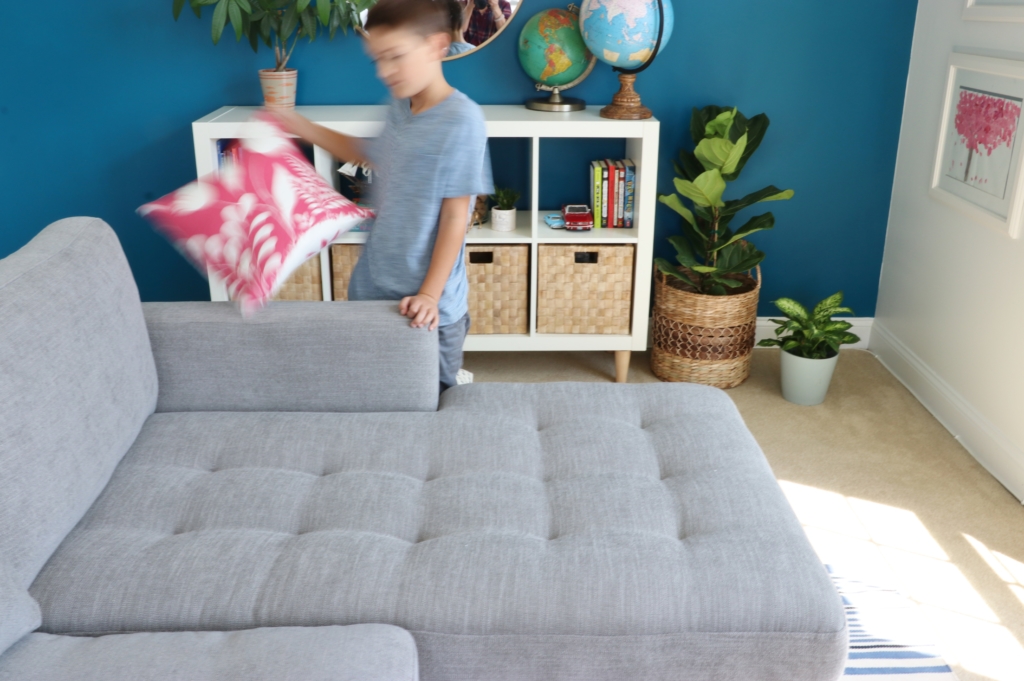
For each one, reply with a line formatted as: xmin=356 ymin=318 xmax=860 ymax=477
xmin=953 ymin=88 xmax=1021 ymax=186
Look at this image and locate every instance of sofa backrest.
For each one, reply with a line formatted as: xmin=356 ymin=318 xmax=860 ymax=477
xmin=0 ymin=218 xmax=157 ymax=589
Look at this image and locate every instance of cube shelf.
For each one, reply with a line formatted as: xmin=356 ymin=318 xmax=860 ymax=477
xmin=193 ymin=105 xmax=659 ymax=375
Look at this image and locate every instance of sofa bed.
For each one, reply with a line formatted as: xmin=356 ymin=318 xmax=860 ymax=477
xmin=0 ymin=217 xmax=847 ymax=680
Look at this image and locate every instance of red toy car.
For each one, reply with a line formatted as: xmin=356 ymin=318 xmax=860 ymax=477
xmin=562 ymin=204 xmax=594 ymax=231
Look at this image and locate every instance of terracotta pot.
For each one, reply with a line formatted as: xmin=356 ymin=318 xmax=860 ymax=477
xmin=259 ymin=68 xmax=297 ymax=109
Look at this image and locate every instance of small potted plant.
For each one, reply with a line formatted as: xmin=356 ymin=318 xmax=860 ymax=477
xmin=653 ymin=105 xmax=794 ymax=388
xmin=490 ymin=187 xmax=520 ymax=232
xmin=174 ymin=0 xmax=372 ymax=109
xmin=757 ymin=291 xmax=860 ymax=406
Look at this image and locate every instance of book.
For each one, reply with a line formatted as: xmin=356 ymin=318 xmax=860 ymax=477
xmin=591 ymin=161 xmax=603 ymax=230
xmin=623 ymin=160 xmax=636 ymax=228
xmin=605 ymin=159 xmax=616 ymax=229
xmin=616 ymin=160 xmax=626 ymax=228
xmin=600 ymin=160 xmax=608 ymax=228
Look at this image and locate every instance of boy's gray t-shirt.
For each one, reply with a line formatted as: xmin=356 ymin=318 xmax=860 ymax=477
xmin=348 ymin=90 xmax=494 ymax=326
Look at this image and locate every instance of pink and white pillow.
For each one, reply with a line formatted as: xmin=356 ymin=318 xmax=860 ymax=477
xmin=139 ymin=114 xmax=373 ymax=314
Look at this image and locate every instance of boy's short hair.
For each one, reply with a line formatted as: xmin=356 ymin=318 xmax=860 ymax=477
xmin=365 ymin=0 xmax=459 ymax=37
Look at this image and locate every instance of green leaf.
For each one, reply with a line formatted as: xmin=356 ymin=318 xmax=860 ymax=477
xmin=228 ymin=0 xmax=244 ymax=40
xmin=235 ymin=0 xmax=252 ymax=11
xmin=724 ymin=113 xmax=769 ymax=180
xmin=772 ymin=297 xmax=809 ymax=322
xmin=249 ymin=22 xmax=260 ymax=51
xmin=694 ymin=137 xmax=735 ymax=172
xmin=821 ymin=320 xmax=853 ymax=332
xmin=721 ymin=133 xmax=747 ymax=175
xmin=708 ymin=274 xmax=742 ymax=288
xmin=658 ymin=193 xmax=695 ymax=226
xmin=677 ymin=149 xmax=704 ymax=181
xmin=691 ymin=265 xmax=719 ymax=274
xmin=710 ymin=212 xmax=774 ymax=252
xmin=317 ymin=0 xmax=331 ymax=25
xmin=812 ymin=291 xmax=844 ymax=320
xmin=211 ymin=0 xmax=229 ymax=44
xmin=674 ymin=170 xmax=725 ymax=208
xmin=173 ymin=0 xmax=187 ymax=19
xmin=281 ymin=2 xmax=298 ymax=38
xmin=757 ymin=338 xmax=782 ymax=347
xmin=721 ymin=185 xmax=794 ymax=216
xmin=655 ymin=259 xmax=699 ymax=289
xmin=705 ymin=108 xmax=736 ymax=139
xmin=831 ymin=306 xmax=854 ymax=317
xmin=667 ymin=235 xmax=700 ymax=269
xmin=300 ymin=6 xmax=317 ymax=38
xmin=297 ymin=0 xmax=311 ymax=10
xmin=689 ymin=106 xmax=708 ymax=145
xmin=192 ymin=1 xmax=203 ymax=18
xmin=839 ymin=332 xmax=861 ymax=345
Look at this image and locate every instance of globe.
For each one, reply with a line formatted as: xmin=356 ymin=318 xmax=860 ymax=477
xmin=518 ymin=9 xmax=593 ymax=88
xmin=579 ymin=0 xmax=674 ymax=71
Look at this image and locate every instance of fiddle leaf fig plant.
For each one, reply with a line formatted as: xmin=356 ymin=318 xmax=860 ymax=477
xmin=757 ymin=291 xmax=860 ymax=359
xmin=174 ymin=0 xmax=375 ymax=71
xmin=657 ymin=105 xmax=794 ymax=295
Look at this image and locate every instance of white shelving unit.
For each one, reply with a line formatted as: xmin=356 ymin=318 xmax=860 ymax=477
xmin=193 ymin=105 xmax=659 ymax=378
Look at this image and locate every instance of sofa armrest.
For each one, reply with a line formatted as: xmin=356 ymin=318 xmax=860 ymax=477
xmin=143 ymin=301 xmax=438 ymax=413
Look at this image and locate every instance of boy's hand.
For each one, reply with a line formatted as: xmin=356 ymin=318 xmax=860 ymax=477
xmin=400 ymin=293 xmax=440 ymax=331
xmin=268 ymin=109 xmax=311 ymax=139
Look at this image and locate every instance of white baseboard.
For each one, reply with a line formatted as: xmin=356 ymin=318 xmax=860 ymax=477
xmin=755 ymin=317 xmax=873 ymax=349
xmin=870 ymin=322 xmax=1024 ymax=502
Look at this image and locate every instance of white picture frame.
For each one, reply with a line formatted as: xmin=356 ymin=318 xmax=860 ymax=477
xmin=930 ymin=53 xmax=1024 ymax=238
xmin=963 ymin=0 xmax=1024 ymax=22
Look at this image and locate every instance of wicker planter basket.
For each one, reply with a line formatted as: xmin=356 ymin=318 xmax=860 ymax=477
xmin=272 ymin=256 xmax=323 ymax=301
xmin=537 ymin=244 xmax=634 ymax=335
xmin=330 ymin=244 xmax=361 ymax=301
xmin=466 ymin=245 xmax=529 ymax=334
xmin=650 ymin=266 xmax=760 ymax=388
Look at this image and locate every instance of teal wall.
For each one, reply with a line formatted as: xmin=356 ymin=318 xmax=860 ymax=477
xmin=0 ymin=1 xmax=917 ymax=313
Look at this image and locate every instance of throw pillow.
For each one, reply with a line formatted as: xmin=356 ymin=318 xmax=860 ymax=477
xmin=139 ymin=114 xmax=372 ymax=314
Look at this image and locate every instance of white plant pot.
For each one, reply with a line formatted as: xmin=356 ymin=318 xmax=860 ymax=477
xmin=259 ymin=68 xmax=297 ymax=109
xmin=491 ymin=207 xmax=516 ymax=232
xmin=780 ymin=350 xmax=839 ymax=406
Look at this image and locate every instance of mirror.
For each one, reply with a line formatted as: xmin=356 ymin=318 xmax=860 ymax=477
xmin=445 ymin=0 xmax=524 ymax=60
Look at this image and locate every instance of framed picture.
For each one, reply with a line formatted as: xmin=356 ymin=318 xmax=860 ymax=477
xmin=963 ymin=0 xmax=1024 ymax=22
xmin=931 ymin=53 xmax=1024 ymax=238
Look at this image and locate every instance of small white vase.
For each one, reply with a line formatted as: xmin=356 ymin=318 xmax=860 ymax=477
xmin=490 ymin=207 xmax=516 ymax=232
xmin=780 ymin=350 xmax=839 ymax=406
xmin=259 ymin=68 xmax=297 ymax=109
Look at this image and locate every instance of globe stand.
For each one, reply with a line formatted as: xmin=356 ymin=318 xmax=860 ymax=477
xmin=600 ymin=73 xmax=652 ymax=120
xmin=526 ymin=87 xmax=586 ymax=112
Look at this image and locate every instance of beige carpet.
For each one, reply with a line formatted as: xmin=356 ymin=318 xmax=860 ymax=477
xmin=464 ymin=349 xmax=1024 ymax=681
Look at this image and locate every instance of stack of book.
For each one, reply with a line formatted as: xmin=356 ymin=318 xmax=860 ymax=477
xmin=216 ymin=139 xmax=240 ymax=171
xmin=590 ymin=159 xmax=635 ymax=228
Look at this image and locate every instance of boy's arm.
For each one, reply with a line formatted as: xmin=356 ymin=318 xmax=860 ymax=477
xmin=400 ymin=196 xmax=471 ymax=331
xmin=271 ymin=110 xmax=370 ymax=167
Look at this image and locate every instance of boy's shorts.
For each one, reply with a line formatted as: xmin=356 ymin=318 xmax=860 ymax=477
xmin=438 ymin=313 xmax=470 ymax=392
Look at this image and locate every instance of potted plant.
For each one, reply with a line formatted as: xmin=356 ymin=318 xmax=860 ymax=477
xmin=174 ymin=0 xmax=373 ymax=108
xmin=490 ymin=187 xmax=520 ymax=232
xmin=651 ymin=105 xmax=794 ymax=388
xmin=757 ymin=292 xmax=860 ymax=405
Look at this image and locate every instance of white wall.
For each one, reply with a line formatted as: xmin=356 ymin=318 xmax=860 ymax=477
xmin=873 ymin=0 xmax=1024 ymax=501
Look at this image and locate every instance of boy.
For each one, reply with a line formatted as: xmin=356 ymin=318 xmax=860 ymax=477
xmin=274 ymin=0 xmax=493 ymax=392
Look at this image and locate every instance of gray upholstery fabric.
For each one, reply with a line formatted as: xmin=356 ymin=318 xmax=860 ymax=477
xmin=0 ymin=218 xmax=157 ymax=588
xmin=144 ymin=301 xmax=438 ymax=413
xmin=31 ymin=382 xmax=846 ymax=680
xmin=0 ymin=565 xmax=40 ymax=657
xmin=0 ymin=625 xmax=418 ymax=681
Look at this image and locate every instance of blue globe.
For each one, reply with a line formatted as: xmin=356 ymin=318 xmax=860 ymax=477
xmin=579 ymin=0 xmax=674 ymax=70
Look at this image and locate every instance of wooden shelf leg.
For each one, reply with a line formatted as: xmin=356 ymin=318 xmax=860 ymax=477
xmin=614 ymin=350 xmax=631 ymax=383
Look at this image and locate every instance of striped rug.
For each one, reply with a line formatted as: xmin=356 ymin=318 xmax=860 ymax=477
xmin=830 ymin=567 xmax=958 ymax=679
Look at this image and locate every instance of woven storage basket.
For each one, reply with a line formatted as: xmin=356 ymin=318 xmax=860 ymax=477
xmin=537 ymin=244 xmax=634 ymax=335
xmin=330 ymin=244 xmax=362 ymax=301
xmin=272 ymin=255 xmax=323 ymax=301
xmin=651 ymin=266 xmax=760 ymax=388
xmin=466 ymin=245 xmax=529 ymax=334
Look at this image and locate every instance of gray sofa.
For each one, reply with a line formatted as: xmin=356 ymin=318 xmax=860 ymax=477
xmin=0 ymin=218 xmax=848 ymax=680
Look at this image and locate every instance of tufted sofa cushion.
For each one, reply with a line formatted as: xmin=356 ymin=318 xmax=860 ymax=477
xmin=29 ymin=382 xmax=846 ymax=681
